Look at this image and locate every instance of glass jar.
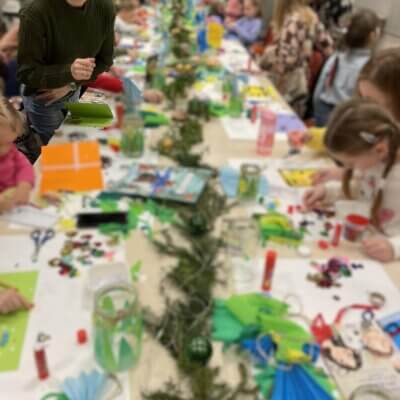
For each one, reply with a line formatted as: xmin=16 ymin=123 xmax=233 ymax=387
xmin=94 ymin=283 xmax=142 ymax=373
xmin=238 ymin=163 xmax=261 ymax=200
xmin=121 ymin=112 xmax=145 ymax=158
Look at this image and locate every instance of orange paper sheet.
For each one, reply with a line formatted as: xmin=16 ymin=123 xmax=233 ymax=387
xmin=40 ymin=141 xmax=104 ymax=193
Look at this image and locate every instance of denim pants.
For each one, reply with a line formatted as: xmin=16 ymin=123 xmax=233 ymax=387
xmin=22 ymin=88 xmax=80 ymax=145
xmin=313 ymin=99 xmax=335 ymax=128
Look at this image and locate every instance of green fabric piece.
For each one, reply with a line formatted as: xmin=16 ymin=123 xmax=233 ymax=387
xmin=144 ymin=200 xmax=175 ymax=224
xmin=224 ymin=294 xmax=288 ymax=326
xmin=258 ymin=314 xmax=311 ymax=342
xmin=209 ymin=102 xmax=230 ymax=117
xmin=140 ymin=110 xmax=170 ymax=128
xmin=98 ymin=223 xmax=130 ymax=237
xmin=212 ymin=300 xmax=245 ymax=344
xmin=99 ymin=199 xmax=119 ymax=213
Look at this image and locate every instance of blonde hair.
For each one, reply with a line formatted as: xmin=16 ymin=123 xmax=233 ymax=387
xmin=0 ymin=96 xmax=24 ymax=136
xmin=272 ymin=0 xmax=317 ymax=32
xmin=325 ymin=98 xmax=400 ymax=229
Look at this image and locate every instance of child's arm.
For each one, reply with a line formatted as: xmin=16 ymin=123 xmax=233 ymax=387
xmin=13 ymin=149 xmax=35 ymax=205
xmin=233 ymin=18 xmax=263 ymax=45
xmin=303 ymin=180 xmax=346 ymax=210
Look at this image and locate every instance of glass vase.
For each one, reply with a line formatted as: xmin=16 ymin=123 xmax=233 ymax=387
xmin=94 ymin=283 xmax=142 ymax=373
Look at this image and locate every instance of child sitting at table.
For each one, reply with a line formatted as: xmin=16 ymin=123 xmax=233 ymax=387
xmin=115 ymin=0 xmax=144 ymax=35
xmin=312 ymin=47 xmax=400 ymax=185
xmin=303 ymin=98 xmax=400 ymax=263
xmin=225 ymin=0 xmax=243 ymax=25
xmin=0 ymin=97 xmax=34 ymax=213
xmin=225 ymin=0 xmax=263 ymax=47
xmin=259 ymin=0 xmax=333 ymax=116
xmin=313 ymin=9 xmax=380 ymax=127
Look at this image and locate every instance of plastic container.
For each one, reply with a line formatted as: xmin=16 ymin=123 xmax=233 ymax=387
xmin=238 ymin=164 xmax=260 ymax=200
xmin=344 ymin=214 xmax=369 ymax=242
xmin=257 ymin=109 xmax=276 ymax=156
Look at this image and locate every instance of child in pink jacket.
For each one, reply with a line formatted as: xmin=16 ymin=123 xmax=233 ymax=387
xmin=0 ymin=97 xmax=34 ymax=213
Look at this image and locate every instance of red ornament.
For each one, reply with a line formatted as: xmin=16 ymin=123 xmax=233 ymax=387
xmin=318 ymin=240 xmax=329 ymax=250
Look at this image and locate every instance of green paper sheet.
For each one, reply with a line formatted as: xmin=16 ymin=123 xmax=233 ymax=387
xmin=64 ymin=102 xmax=114 ymax=128
xmin=0 ymin=271 xmax=39 ymax=372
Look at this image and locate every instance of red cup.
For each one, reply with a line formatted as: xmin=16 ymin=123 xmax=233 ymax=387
xmin=344 ymin=214 xmax=369 ymax=242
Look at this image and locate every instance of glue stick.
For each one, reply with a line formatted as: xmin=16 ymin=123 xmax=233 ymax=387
xmin=262 ymin=250 xmax=277 ymax=292
xmin=34 ymin=343 xmax=49 ymax=380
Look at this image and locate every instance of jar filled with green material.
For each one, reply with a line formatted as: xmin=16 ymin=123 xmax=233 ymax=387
xmin=94 ymin=283 xmax=142 ymax=373
xmin=151 ymin=68 xmax=165 ymax=91
xmin=121 ymin=112 xmax=145 ymax=158
xmin=229 ymin=93 xmax=244 ymax=118
xmin=238 ymin=164 xmax=261 ymax=200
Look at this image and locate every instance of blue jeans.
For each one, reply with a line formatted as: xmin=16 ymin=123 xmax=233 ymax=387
xmin=314 ymin=99 xmax=335 ymax=128
xmin=22 ymin=88 xmax=80 ymax=144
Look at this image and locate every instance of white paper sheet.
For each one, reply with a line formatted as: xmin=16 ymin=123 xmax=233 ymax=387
xmin=0 ymin=234 xmax=130 ymax=400
xmin=0 ymin=206 xmax=59 ymax=229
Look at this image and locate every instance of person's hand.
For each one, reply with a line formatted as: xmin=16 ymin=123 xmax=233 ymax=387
xmin=312 ymin=167 xmax=344 ymax=185
xmin=362 ymin=237 xmax=395 ymax=263
xmin=143 ymin=89 xmax=164 ymax=104
xmin=13 ymin=182 xmax=32 ymax=205
xmin=35 ymin=85 xmax=72 ymax=106
xmin=0 ymin=194 xmax=15 ymax=213
xmin=303 ymin=185 xmax=326 ymax=211
xmin=71 ymin=58 xmax=96 ymax=81
xmin=0 ymin=289 xmax=32 ymax=314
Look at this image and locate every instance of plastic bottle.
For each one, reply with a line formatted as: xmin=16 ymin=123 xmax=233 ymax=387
xmin=257 ymin=109 xmax=276 ymax=156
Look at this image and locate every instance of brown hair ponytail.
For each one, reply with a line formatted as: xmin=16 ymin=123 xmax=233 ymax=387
xmin=325 ymin=98 xmax=400 ymax=229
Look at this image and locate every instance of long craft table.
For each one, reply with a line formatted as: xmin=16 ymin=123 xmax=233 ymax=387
xmin=1 ymin=99 xmax=400 ymax=400
xmin=1 ymin=39 xmax=400 ymax=400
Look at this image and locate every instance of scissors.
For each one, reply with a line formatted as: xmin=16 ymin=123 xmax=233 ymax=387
xmin=31 ymin=229 xmax=55 ymax=262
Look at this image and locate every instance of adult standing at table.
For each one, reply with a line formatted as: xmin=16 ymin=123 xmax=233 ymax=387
xmin=17 ymin=0 xmax=115 ymax=147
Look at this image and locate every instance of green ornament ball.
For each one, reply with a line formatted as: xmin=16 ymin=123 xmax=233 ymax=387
xmin=186 ymin=336 xmax=213 ymax=365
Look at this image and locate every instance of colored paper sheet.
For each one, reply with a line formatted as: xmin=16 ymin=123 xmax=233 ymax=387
xmin=276 ymin=113 xmax=306 ymax=134
xmin=40 ymin=141 xmax=104 ymax=194
xmin=279 ymin=169 xmax=317 ymax=188
xmin=0 ymin=271 xmax=39 ymax=372
xmin=64 ymin=102 xmax=114 ymax=128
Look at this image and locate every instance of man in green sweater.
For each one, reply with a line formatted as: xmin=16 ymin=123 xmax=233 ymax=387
xmin=17 ymin=0 xmax=115 ymax=145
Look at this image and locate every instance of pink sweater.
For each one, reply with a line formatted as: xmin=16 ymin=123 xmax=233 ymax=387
xmin=0 ymin=144 xmax=35 ymax=192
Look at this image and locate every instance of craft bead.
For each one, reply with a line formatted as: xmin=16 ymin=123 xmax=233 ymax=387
xmin=318 ymin=240 xmax=329 ymax=250
xmin=77 ymin=329 xmax=88 ymax=345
